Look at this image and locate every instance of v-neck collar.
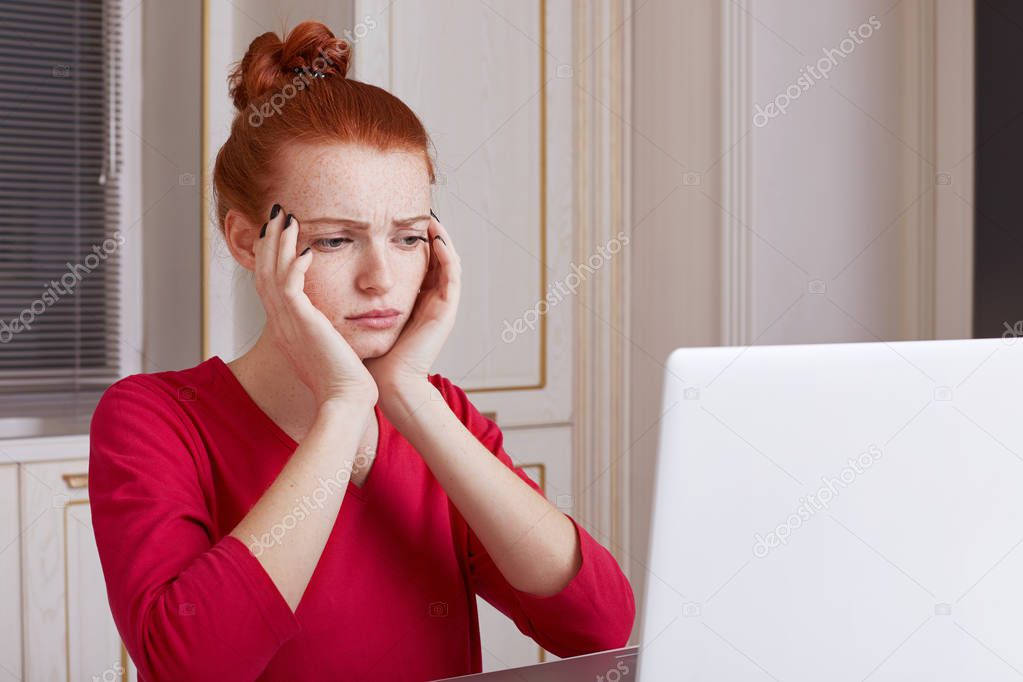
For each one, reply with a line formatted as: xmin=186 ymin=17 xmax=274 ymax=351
xmin=210 ymin=354 xmax=385 ymax=501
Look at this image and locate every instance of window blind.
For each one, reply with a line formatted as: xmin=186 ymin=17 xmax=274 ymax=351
xmin=0 ymin=0 xmax=122 ymax=424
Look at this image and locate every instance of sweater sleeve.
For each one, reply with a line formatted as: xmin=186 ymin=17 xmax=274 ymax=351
xmin=428 ymin=374 xmax=636 ymax=658
xmin=88 ymin=376 xmax=302 ymax=681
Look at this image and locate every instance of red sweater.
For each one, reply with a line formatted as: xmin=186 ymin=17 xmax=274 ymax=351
xmin=88 ymin=355 xmax=635 ymax=681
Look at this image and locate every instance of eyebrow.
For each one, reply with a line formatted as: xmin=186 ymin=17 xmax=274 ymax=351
xmin=302 ymin=215 xmax=431 ymax=230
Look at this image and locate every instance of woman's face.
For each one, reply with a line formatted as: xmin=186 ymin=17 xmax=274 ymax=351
xmin=250 ymin=141 xmax=432 ymax=360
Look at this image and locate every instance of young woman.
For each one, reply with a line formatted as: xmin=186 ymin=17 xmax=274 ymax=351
xmin=89 ymin=20 xmax=634 ymax=682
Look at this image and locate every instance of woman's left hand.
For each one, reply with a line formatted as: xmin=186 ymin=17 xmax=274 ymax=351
xmin=365 ymin=212 xmax=461 ymax=394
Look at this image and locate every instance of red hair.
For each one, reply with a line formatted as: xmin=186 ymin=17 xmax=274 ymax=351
xmin=212 ymin=20 xmax=437 ymax=234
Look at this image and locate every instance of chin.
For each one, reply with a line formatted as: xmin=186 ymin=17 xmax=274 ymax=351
xmin=350 ymin=333 xmax=398 ymax=360
xmin=357 ymin=346 xmax=386 ymax=361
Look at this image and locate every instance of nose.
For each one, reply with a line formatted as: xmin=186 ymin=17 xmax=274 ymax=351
xmin=353 ymin=239 xmax=395 ymax=293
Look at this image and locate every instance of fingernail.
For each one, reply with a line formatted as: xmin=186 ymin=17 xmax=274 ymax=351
xmin=430 ymin=208 xmax=439 ymax=221
xmin=270 ymin=204 xmax=281 ymax=219
xmin=284 ymin=213 xmax=294 ymax=229
xmin=259 ymin=222 xmax=267 ymax=239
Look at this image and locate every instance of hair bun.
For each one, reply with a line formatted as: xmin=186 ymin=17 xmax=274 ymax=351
xmin=228 ymin=20 xmax=351 ymax=111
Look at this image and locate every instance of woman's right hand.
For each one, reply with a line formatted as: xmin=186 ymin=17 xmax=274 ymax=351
xmin=254 ymin=205 xmax=378 ymax=407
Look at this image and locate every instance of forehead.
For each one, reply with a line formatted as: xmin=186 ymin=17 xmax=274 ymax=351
xmin=275 ymin=141 xmax=431 ymax=216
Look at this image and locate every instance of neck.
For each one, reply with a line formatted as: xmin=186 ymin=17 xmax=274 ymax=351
xmin=229 ymin=328 xmax=322 ymax=434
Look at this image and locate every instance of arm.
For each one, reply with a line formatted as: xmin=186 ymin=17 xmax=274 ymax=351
xmin=384 ymin=380 xmax=580 ymax=596
xmin=228 ymin=394 xmax=374 ymax=610
xmin=89 ymin=377 xmax=373 ymax=682
xmin=380 ymin=374 xmax=636 ymax=656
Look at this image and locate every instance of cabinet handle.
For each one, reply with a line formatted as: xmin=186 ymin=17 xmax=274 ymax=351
xmin=62 ymin=473 xmax=88 ymax=490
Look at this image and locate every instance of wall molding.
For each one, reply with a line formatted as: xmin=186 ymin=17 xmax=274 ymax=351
xmin=573 ymin=0 xmax=632 ymax=581
xmin=721 ymin=0 xmax=755 ymax=346
xmin=915 ymin=0 xmax=938 ymax=339
xmin=933 ymin=0 xmax=974 ymax=339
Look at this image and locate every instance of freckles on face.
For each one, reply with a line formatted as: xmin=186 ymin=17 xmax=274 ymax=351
xmin=270 ymin=142 xmax=432 ymax=356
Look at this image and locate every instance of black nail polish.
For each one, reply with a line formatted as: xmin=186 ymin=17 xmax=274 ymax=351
xmin=284 ymin=213 xmax=294 ymax=229
xmin=430 ymin=209 xmax=439 ymax=221
xmin=269 ymin=204 xmax=281 ymax=219
xmin=259 ymin=222 xmax=267 ymax=239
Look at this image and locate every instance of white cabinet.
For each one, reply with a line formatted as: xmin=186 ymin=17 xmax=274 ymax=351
xmin=9 ymin=454 xmax=136 ymax=682
xmin=0 ymin=464 xmax=21 ymax=681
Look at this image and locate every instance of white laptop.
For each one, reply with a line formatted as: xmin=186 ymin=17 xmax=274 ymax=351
xmin=637 ymin=337 xmax=1023 ymax=681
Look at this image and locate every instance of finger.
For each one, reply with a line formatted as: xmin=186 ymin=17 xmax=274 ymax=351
xmin=284 ymin=243 xmax=313 ymax=292
xmin=255 ymin=204 xmax=286 ymax=304
xmin=430 ymin=221 xmax=460 ymax=280
xmin=430 ymin=213 xmax=456 ymax=255
xmin=276 ymin=213 xmax=299 ymax=283
xmin=281 ymin=245 xmax=344 ymax=352
xmin=283 ymin=244 xmax=318 ymax=320
xmin=420 ymin=229 xmax=441 ymax=291
xmin=424 ymin=246 xmax=440 ymax=290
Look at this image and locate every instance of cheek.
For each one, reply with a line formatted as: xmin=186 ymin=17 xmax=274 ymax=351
xmin=304 ymin=290 xmax=346 ymax=321
xmin=392 ymin=246 xmax=429 ymax=287
xmin=303 ymin=255 xmax=355 ymax=291
xmin=301 ymin=265 xmax=349 ymax=311
xmin=392 ymin=261 xmax=422 ymax=302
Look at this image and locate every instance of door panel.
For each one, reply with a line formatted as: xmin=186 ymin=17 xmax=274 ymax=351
xmin=21 ymin=460 xmax=135 ymax=681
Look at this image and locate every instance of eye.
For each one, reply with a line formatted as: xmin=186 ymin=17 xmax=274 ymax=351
xmin=399 ymin=235 xmax=429 ymax=248
xmin=313 ymin=237 xmax=352 ymax=250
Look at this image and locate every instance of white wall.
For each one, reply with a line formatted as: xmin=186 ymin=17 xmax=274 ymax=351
xmin=748 ymin=0 xmax=934 ymax=345
xmin=142 ymin=0 xmax=203 ymax=371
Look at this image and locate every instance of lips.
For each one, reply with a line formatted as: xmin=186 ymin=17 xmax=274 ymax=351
xmin=346 ymin=308 xmax=400 ymax=320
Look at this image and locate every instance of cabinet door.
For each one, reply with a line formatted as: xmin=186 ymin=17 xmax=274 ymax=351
xmin=21 ymin=460 xmax=136 ymax=681
xmin=0 ymin=464 xmax=21 ymax=681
